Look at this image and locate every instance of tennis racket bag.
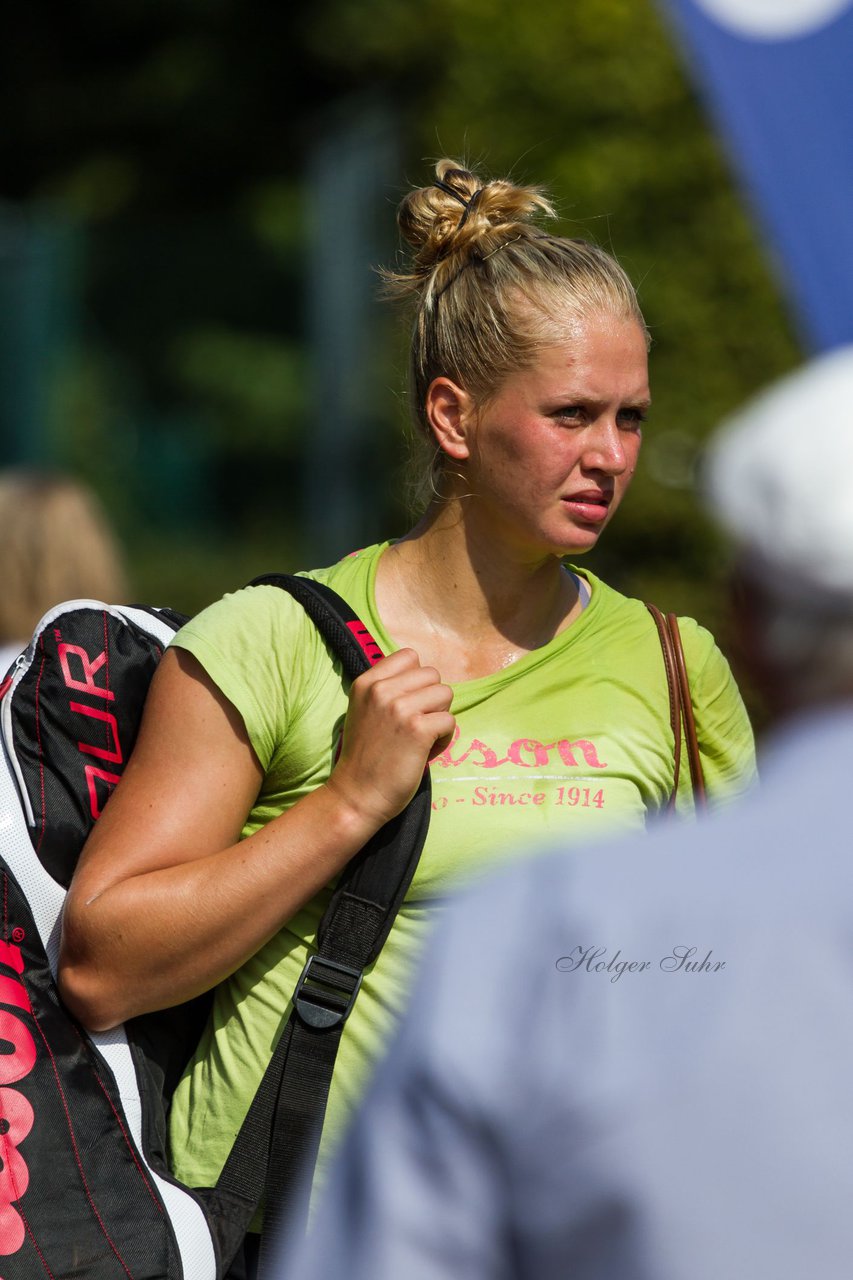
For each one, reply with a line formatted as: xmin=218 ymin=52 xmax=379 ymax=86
xmin=0 ymin=579 xmax=430 ymax=1278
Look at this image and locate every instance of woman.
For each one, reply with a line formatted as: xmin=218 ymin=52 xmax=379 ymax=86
xmin=58 ymin=159 xmax=756 ymax=1269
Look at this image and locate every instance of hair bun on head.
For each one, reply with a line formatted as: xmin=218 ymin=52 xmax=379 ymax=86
xmin=433 ymin=176 xmax=483 ymax=230
xmin=389 ymin=157 xmax=555 ymax=292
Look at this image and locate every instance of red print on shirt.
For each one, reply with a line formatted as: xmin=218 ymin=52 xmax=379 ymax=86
xmin=432 ymin=726 xmax=607 ymax=771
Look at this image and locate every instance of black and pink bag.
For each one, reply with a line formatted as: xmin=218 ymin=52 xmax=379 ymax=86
xmin=0 ymin=579 xmax=430 ymax=1278
xmin=0 ymin=598 xmax=215 ymax=1279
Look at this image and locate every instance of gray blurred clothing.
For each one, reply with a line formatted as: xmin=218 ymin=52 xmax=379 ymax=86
xmin=275 ymin=708 xmax=853 ymax=1280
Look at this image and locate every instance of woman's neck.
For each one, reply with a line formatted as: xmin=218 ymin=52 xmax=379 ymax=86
xmin=375 ymin=503 xmax=585 ymax=682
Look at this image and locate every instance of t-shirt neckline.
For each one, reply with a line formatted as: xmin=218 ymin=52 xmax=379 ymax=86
xmin=358 ymin=541 xmax=603 ymax=696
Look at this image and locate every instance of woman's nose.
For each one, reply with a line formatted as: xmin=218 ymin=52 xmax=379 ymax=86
xmin=582 ymin=418 xmax=628 ymax=473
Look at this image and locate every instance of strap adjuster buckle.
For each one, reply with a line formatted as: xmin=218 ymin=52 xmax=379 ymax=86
xmin=293 ymin=955 xmax=363 ymax=1030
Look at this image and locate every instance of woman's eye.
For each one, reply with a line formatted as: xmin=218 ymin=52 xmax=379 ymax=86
xmin=618 ymin=408 xmax=648 ymax=429
xmin=551 ymin=405 xmax=648 ymax=428
xmin=553 ymin=406 xmax=585 ymax=423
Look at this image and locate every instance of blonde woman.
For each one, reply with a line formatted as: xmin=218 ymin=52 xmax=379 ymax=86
xmin=59 ymin=160 xmax=756 ymax=1276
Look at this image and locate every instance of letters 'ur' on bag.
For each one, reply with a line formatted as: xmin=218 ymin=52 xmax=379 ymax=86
xmin=0 ymin=575 xmax=431 ymax=1279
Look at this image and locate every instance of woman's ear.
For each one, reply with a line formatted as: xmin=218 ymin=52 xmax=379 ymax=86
xmin=425 ymin=377 xmax=474 ymax=461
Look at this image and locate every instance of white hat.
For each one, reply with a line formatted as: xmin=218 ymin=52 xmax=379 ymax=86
xmin=703 ymin=345 xmax=853 ymax=603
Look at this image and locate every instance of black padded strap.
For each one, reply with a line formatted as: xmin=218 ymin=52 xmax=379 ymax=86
xmin=212 ymin=572 xmax=430 ymax=1270
xmin=249 ymin=573 xmax=385 ymax=681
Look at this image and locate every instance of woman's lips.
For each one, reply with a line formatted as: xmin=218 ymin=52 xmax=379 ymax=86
xmin=562 ymin=491 xmax=612 ymax=524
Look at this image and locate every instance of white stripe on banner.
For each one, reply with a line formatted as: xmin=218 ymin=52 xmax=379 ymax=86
xmin=694 ymin=0 xmax=853 ymax=40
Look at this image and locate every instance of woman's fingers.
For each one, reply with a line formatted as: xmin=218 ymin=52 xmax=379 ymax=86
xmin=351 ymin=650 xmax=453 ymax=735
xmin=329 ymin=650 xmax=455 ymax=826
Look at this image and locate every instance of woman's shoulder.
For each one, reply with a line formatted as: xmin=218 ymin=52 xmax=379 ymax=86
xmin=573 ymin=566 xmax=679 ymax=642
xmin=301 ymin=541 xmax=388 ymax=599
xmin=171 ymin=542 xmax=388 ymax=678
xmin=578 ymin=568 xmax=721 ymax=656
xmin=574 ymin=569 xmax=740 ymax=703
xmin=165 ymin=554 xmax=384 ymax=770
xmin=172 ymin=580 xmax=318 ymax=660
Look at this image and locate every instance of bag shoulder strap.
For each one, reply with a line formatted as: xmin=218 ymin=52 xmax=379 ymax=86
xmin=646 ymin=604 xmax=707 ymax=812
xmin=206 ymin=573 xmax=431 ymax=1270
xmin=665 ymin=611 xmax=707 ymax=809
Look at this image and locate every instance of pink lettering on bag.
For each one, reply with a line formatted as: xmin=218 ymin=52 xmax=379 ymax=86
xmin=85 ymin=766 xmax=123 ymax=820
xmin=57 ymin=635 xmax=127 ymax=821
xmin=0 ymin=940 xmax=35 ymax=1258
xmin=70 ymin=703 xmax=123 ymax=765
xmin=58 ymin=644 xmax=115 ymax=702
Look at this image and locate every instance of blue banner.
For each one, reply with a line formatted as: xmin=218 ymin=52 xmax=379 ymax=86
xmin=658 ymin=0 xmax=853 ymax=352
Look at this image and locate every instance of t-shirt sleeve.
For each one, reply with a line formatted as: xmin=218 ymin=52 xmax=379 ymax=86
xmin=678 ymin=618 xmax=758 ymax=809
xmin=168 ymin=585 xmax=324 ymax=771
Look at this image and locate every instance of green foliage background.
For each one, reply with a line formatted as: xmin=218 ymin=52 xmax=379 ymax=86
xmin=2 ymin=0 xmax=801 ymax=675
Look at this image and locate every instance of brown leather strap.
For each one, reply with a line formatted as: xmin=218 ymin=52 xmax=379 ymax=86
xmin=646 ymin=603 xmax=708 ymax=811
xmin=665 ymin=612 xmax=707 ymax=810
xmin=646 ymin=603 xmax=682 ymax=812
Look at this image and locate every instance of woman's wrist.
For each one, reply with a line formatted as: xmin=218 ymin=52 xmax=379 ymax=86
xmin=320 ymin=771 xmax=393 ymax=843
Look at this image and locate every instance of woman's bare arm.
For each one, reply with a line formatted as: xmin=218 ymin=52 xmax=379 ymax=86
xmin=58 ymin=645 xmax=454 ymax=1031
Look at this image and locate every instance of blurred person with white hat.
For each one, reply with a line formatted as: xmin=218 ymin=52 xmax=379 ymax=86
xmin=707 ymin=343 xmax=853 ymax=716
xmin=266 ymin=346 xmax=853 ymax=1280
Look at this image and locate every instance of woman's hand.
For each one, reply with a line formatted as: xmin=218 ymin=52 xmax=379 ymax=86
xmin=328 ymin=648 xmax=455 ymax=827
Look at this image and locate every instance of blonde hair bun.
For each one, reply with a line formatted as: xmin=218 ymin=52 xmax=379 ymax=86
xmin=387 ymin=158 xmax=555 ymax=297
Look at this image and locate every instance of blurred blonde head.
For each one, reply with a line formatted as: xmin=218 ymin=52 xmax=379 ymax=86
xmin=0 ymin=469 xmax=129 ymax=644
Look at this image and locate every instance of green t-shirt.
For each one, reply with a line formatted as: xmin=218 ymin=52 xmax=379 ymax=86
xmin=168 ymin=542 xmax=755 ymax=1200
